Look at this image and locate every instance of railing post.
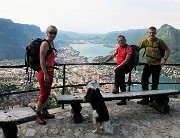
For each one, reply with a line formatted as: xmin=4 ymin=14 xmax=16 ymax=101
xmin=62 ymin=64 xmax=66 ymax=95
xmin=62 ymin=64 xmax=66 ymax=109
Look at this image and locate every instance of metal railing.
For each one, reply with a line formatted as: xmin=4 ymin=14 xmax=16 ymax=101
xmin=0 ymin=63 xmax=180 ymax=97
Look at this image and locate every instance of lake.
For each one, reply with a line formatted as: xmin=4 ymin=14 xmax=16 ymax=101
xmin=70 ymin=43 xmax=180 ymax=90
xmin=70 ymin=43 xmax=115 ymax=62
xmin=131 ymin=73 xmax=180 ymax=91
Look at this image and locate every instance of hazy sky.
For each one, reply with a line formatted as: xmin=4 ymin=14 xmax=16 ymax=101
xmin=0 ymin=0 xmax=180 ymax=33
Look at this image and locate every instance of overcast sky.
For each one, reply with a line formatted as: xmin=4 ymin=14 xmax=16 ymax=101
xmin=0 ymin=0 xmax=180 ymax=33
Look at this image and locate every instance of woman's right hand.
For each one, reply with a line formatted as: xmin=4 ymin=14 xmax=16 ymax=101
xmin=44 ymin=73 xmax=50 ymax=83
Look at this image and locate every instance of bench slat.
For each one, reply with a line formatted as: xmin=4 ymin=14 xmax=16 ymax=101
xmin=55 ymin=89 xmax=180 ymax=104
xmin=0 ymin=107 xmax=36 ymax=126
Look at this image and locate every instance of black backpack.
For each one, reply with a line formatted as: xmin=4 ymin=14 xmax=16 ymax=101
xmin=126 ymin=45 xmax=140 ymax=68
xmin=25 ymin=38 xmax=55 ymax=82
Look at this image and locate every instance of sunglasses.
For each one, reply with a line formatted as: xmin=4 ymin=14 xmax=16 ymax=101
xmin=48 ymin=31 xmax=57 ymax=35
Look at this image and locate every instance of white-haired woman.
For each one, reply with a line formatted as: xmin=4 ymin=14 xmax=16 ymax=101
xmin=36 ymin=25 xmax=59 ymax=125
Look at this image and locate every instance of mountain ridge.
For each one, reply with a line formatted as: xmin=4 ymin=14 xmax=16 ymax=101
xmin=0 ymin=18 xmax=179 ymax=63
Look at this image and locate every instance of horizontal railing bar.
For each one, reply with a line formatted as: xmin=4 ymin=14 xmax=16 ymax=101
xmin=0 ymin=63 xmax=180 ymax=68
xmin=1 ymin=82 xmax=180 ymax=97
xmin=0 ymin=63 xmax=180 ymax=97
xmin=0 ymin=65 xmax=26 ymax=68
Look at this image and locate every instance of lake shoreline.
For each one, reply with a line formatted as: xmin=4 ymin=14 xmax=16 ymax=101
xmin=70 ymin=43 xmax=180 ymax=90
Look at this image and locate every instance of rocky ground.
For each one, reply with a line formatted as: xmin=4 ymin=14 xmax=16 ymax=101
xmin=1 ymin=99 xmax=180 ymax=138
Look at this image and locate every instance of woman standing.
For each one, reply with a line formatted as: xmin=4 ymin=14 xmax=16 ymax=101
xmin=36 ymin=25 xmax=59 ymax=125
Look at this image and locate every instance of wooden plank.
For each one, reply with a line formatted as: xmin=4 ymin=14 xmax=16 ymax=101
xmin=0 ymin=107 xmax=36 ymax=126
xmin=55 ymin=89 xmax=180 ymax=104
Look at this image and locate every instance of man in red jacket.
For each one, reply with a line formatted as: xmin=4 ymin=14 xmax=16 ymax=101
xmin=102 ymin=35 xmax=133 ymax=105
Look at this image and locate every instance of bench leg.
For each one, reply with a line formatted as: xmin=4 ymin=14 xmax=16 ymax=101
xmin=153 ymin=103 xmax=170 ymax=114
xmin=154 ymin=95 xmax=169 ymax=105
xmin=1 ymin=125 xmax=18 ymax=138
xmin=70 ymin=101 xmax=83 ymax=123
xmin=153 ymin=95 xmax=170 ymax=114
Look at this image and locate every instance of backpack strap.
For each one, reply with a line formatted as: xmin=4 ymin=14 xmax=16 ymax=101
xmin=125 ymin=45 xmax=132 ymax=53
xmin=42 ymin=39 xmax=52 ymax=57
xmin=157 ymin=39 xmax=165 ymax=57
xmin=142 ymin=38 xmax=159 ymax=57
xmin=44 ymin=40 xmax=58 ymax=56
xmin=125 ymin=45 xmax=133 ymax=62
xmin=142 ymin=38 xmax=164 ymax=60
xmin=126 ymin=45 xmax=134 ymax=57
xmin=43 ymin=40 xmax=58 ymax=70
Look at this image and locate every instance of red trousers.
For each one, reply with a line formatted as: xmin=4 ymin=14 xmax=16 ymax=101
xmin=37 ymin=70 xmax=54 ymax=103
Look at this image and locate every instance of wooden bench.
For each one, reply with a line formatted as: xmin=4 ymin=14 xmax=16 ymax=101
xmin=56 ymin=89 xmax=180 ymax=104
xmin=0 ymin=107 xmax=36 ymax=138
xmin=55 ymin=89 xmax=180 ymax=118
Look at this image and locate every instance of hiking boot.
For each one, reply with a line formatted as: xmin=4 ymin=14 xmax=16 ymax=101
xmin=116 ymin=100 xmax=126 ymax=105
xmin=137 ymin=98 xmax=149 ymax=105
xmin=112 ymin=90 xmax=119 ymax=94
xmin=41 ymin=108 xmax=55 ymax=119
xmin=112 ymin=88 xmax=119 ymax=94
xmin=112 ymin=86 xmax=119 ymax=94
xmin=36 ymin=116 xmax=46 ymax=125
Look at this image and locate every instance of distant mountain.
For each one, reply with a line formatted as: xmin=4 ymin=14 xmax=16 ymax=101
xmin=156 ymin=24 xmax=180 ymax=63
xmin=101 ymin=29 xmax=147 ymax=47
xmin=0 ymin=18 xmax=44 ymax=60
xmin=0 ymin=18 xmax=180 ymax=63
xmin=56 ymin=30 xmax=103 ymax=41
xmin=0 ymin=19 xmax=101 ymax=59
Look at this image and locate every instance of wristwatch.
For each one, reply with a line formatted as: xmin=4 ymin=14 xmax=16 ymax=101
xmin=163 ymin=57 xmax=167 ymax=61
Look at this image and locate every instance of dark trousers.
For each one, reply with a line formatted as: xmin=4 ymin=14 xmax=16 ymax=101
xmin=115 ymin=65 xmax=133 ymax=92
xmin=141 ymin=64 xmax=161 ymax=90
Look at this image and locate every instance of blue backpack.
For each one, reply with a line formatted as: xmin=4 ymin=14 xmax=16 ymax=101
xmin=126 ymin=45 xmax=140 ymax=68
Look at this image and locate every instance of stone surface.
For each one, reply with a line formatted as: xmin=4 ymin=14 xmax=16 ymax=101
xmin=0 ymin=98 xmax=180 ymax=138
xmin=0 ymin=107 xmax=36 ymax=125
